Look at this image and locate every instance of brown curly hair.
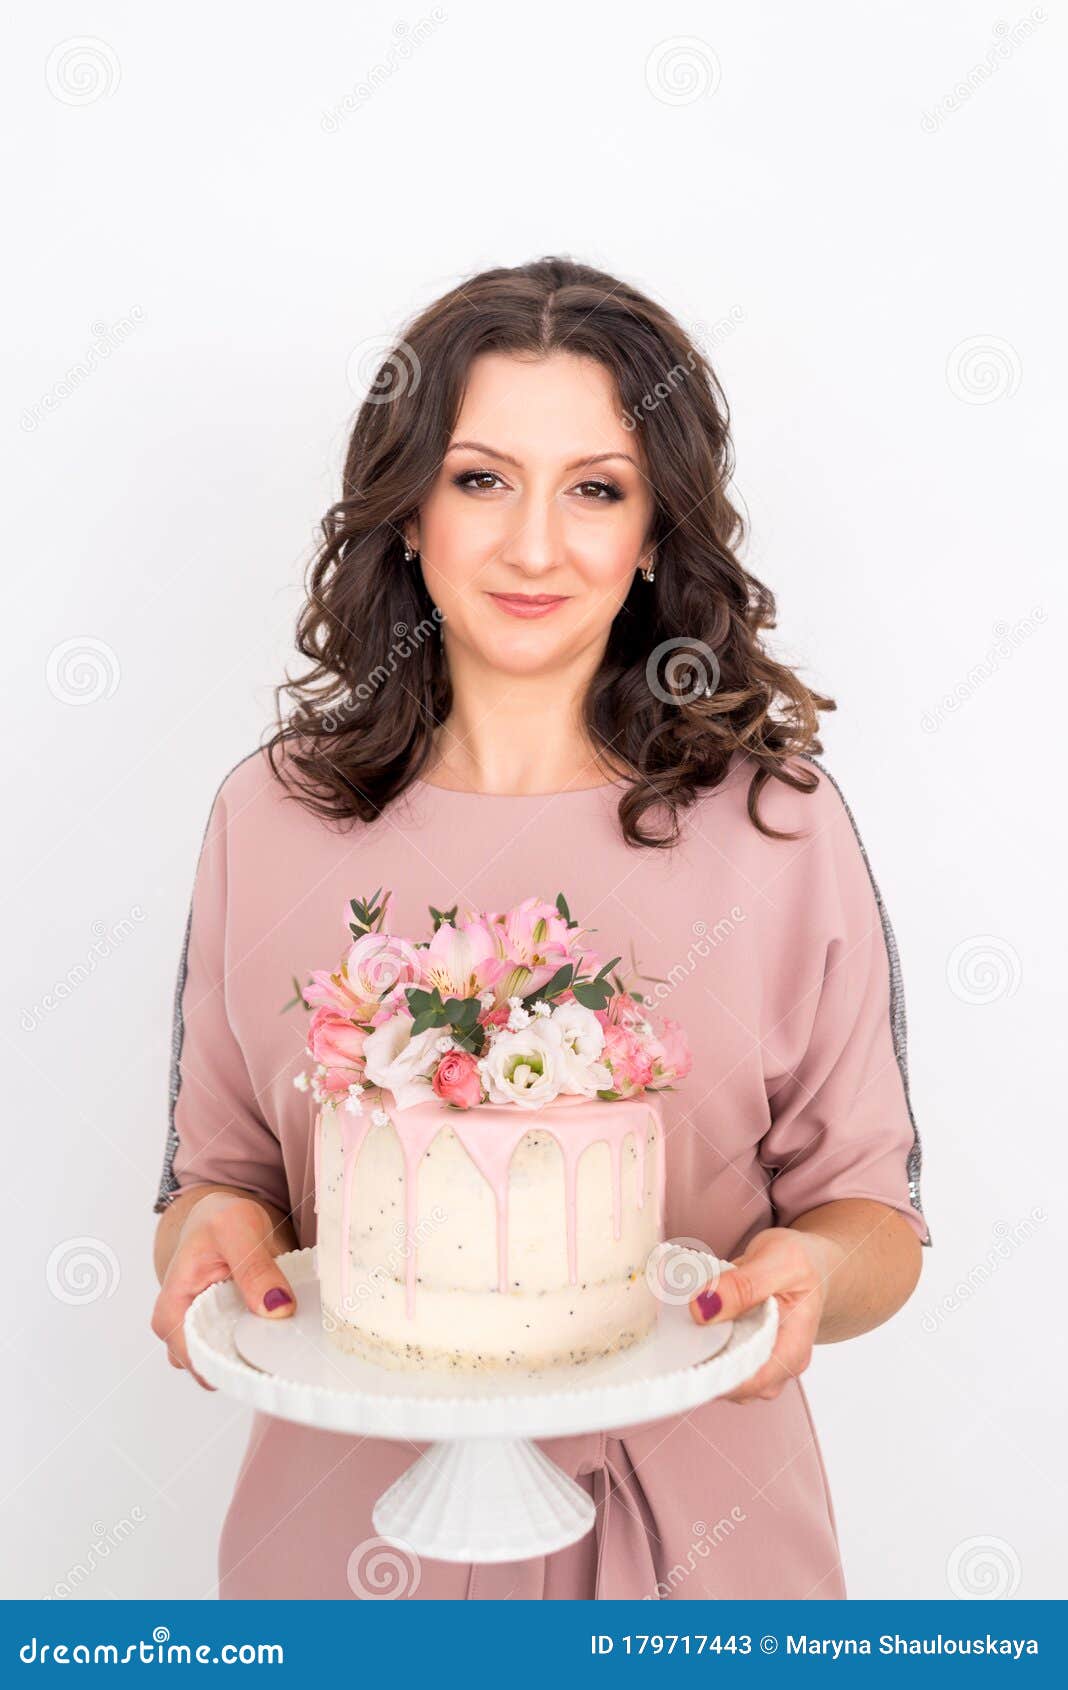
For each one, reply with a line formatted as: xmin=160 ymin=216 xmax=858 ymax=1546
xmin=266 ymin=255 xmax=834 ymax=848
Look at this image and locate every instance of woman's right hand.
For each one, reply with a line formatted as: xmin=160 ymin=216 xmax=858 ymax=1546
xmin=151 ymin=1190 xmax=297 ymax=1389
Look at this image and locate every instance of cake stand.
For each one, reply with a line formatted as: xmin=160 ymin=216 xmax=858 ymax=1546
xmin=186 ymin=1246 xmax=778 ymax=1564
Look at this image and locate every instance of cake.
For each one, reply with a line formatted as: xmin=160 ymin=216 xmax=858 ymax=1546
xmin=314 ymin=1088 xmax=665 ymax=1371
xmin=291 ymin=890 xmax=691 ymax=1372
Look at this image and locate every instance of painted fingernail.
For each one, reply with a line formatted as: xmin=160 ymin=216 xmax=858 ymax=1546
xmin=695 ymin=1287 xmax=722 ymax=1322
xmin=263 ymin=1287 xmax=293 ymax=1312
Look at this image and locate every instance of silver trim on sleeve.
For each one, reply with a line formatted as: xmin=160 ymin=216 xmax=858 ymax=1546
xmin=802 ymin=755 xmax=930 ymax=1245
xmin=153 ymin=750 xmax=262 ymax=1214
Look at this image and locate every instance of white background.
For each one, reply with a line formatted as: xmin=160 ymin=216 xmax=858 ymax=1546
xmin=4 ymin=0 xmax=1063 ymax=1601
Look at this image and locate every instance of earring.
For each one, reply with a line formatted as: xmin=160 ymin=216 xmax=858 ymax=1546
xmin=404 ymin=544 xmax=418 ymax=562
xmin=641 ymin=561 xmax=656 ymax=582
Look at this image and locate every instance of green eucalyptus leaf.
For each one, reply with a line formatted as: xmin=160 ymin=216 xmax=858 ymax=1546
xmin=523 ymin=963 xmax=573 ymax=1007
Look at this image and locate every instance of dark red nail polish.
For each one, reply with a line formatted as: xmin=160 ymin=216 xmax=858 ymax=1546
xmin=263 ymin=1287 xmax=292 ymax=1312
xmin=695 ymin=1287 xmax=722 ymax=1322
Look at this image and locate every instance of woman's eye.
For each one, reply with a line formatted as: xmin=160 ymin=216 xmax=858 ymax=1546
xmin=454 ymin=470 xmax=505 ymax=492
xmin=574 ymin=478 xmax=623 ymax=501
xmin=452 ymin=470 xmax=623 ymax=501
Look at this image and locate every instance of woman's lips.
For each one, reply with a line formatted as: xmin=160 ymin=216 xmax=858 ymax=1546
xmin=486 ymin=591 xmax=569 ymax=619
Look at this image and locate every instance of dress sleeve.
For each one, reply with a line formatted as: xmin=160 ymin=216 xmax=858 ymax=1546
xmin=757 ymin=766 xmax=930 ymax=1246
xmin=153 ymin=780 xmax=290 ymax=1216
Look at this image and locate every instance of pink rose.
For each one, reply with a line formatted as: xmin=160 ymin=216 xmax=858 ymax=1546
xmin=307 ymin=1008 xmax=368 ymax=1073
xmin=432 ymin=1049 xmax=483 ymax=1109
xmin=601 ymin=1022 xmax=653 ymax=1095
xmin=648 ymin=1016 xmax=692 ymax=1081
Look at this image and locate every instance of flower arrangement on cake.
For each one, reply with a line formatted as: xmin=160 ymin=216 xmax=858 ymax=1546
xmin=289 ymin=891 xmax=692 ymax=1372
xmin=290 ymin=889 xmax=692 ymax=1117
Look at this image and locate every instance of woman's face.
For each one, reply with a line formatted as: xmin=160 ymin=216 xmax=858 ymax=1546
xmin=408 ymin=351 xmax=656 ymax=675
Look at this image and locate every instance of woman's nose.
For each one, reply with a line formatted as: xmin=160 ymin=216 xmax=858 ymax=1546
xmin=498 ymin=491 xmax=562 ymax=575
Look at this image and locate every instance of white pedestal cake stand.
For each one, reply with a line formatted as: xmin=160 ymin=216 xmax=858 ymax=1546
xmin=186 ymin=1246 xmax=778 ymax=1565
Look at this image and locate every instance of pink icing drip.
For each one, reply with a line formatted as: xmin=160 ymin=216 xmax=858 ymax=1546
xmin=535 ymin=1110 xmax=643 ymax=1276
xmin=549 ymin=1134 xmax=584 ymax=1284
xmin=338 ymin=1112 xmax=372 ymax=1309
xmin=445 ymin=1116 xmax=531 ymax=1292
xmin=609 ymin=1132 xmax=623 ymax=1241
xmin=397 ymin=1114 xmax=448 ymax=1317
xmin=372 ymin=1089 xmax=666 ymax=1304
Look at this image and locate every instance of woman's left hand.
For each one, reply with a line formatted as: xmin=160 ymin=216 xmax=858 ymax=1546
xmin=688 ymin=1226 xmax=843 ymax=1404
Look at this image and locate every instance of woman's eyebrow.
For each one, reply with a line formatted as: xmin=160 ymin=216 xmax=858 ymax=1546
xmin=446 ymin=439 xmax=637 ymax=471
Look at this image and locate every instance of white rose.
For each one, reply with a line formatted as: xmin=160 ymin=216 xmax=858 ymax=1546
xmin=479 ymin=1025 xmax=562 ymax=1108
xmin=362 ymin=1016 xmax=442 ymax=1109
xmin=546 ymin=1002 xmax=609 ymax=1096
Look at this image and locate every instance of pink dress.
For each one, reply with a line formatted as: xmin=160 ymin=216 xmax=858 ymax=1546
xmin=156 ymin=748 xmax=929 ymax=1600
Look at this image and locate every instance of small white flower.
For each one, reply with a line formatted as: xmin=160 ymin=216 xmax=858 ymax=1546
xmin=531 ymin=998 xmax=551 ymax=1017
xmin=347 ymin=1081 xmax=365 ymax=1097
xmin=507 ymin=995 xmax=524 ymax=1008
xmin=292 ymin=1071 xmax=310 ymax=1092
xmin=478 ymin=990 xmax=496 ymax=1010
xmin=344 ymin=1092 xmax=364 ymax=1115
xmin=371 ymin=1106 xmax=390 ymax=1127
xmin=435 ymin=1034 xmax=456 ymax=1053
xmin=315 ymin=1063 xmax=328 ymax=1077
xmin=507 ymin=1003 xmax=531 ymax=1030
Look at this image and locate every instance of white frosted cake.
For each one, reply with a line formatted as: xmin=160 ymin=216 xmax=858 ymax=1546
xmin=314 ymin=1088 xmax=665 ymax=1371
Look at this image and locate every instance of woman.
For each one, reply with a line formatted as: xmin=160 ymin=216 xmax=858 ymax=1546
xmin=151 ymin=256 xmax=929 ymax=1601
